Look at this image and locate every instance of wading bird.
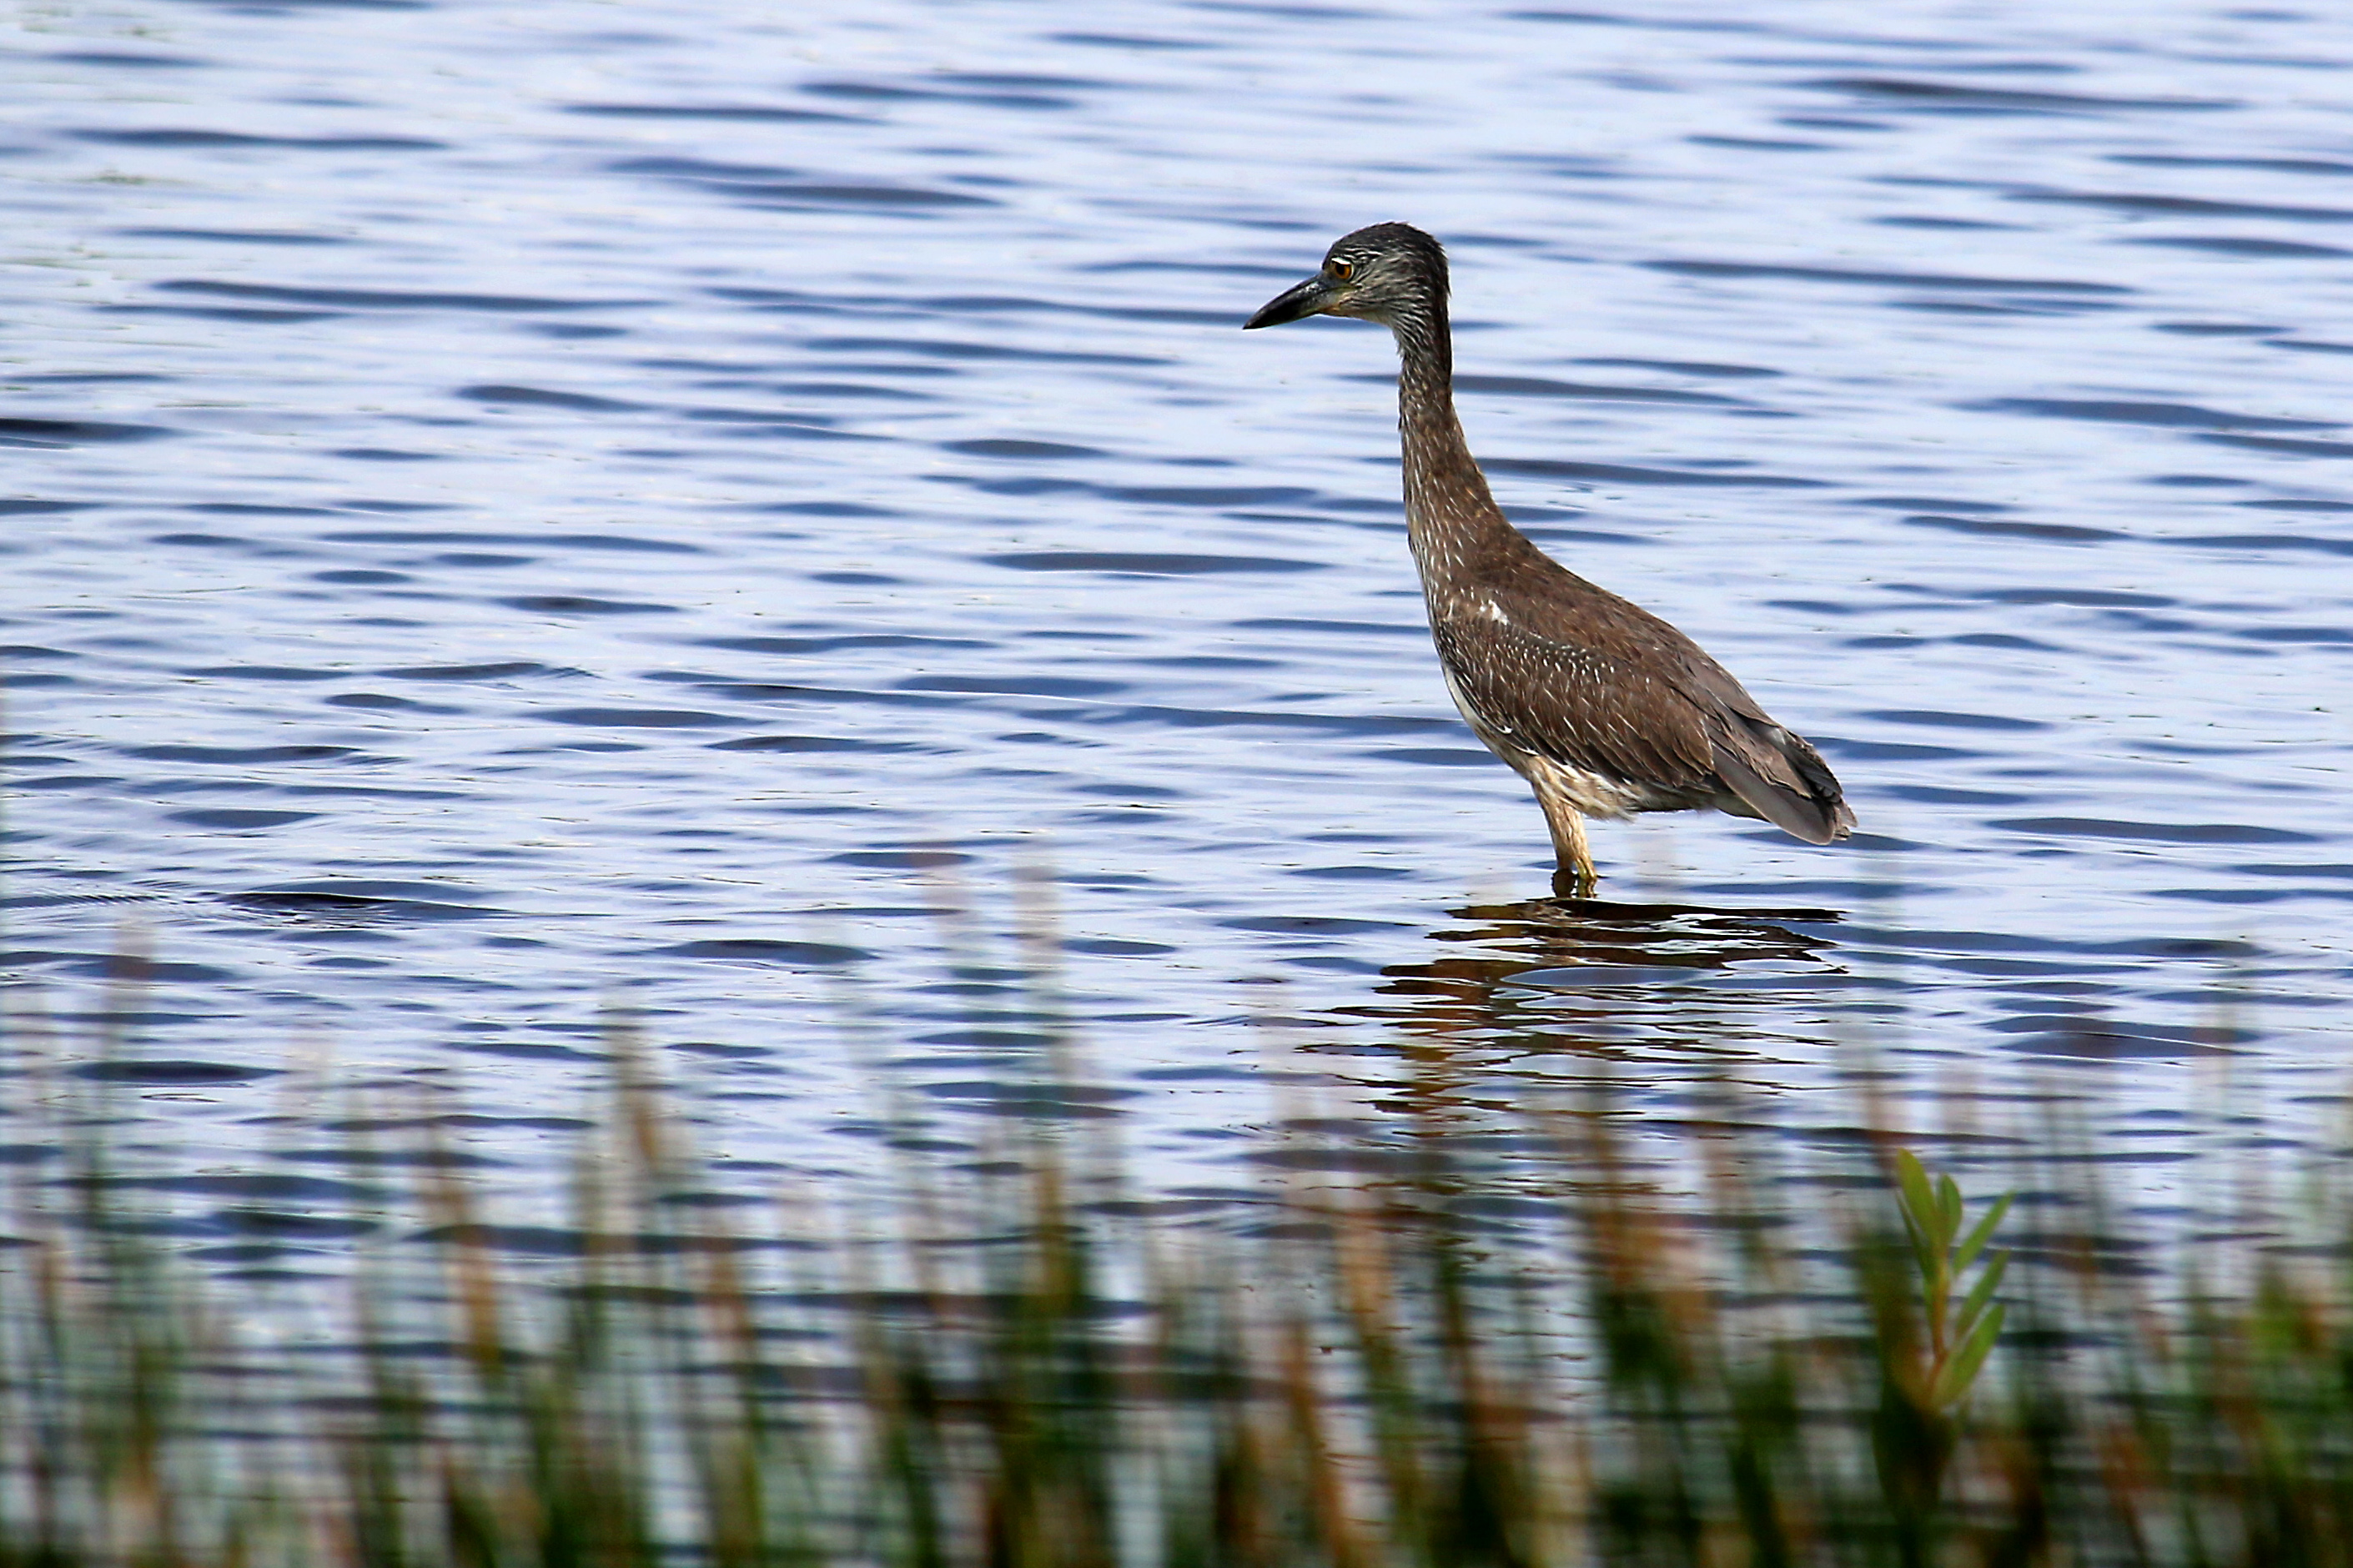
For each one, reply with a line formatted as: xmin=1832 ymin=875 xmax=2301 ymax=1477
xmin=1245 ymin=223 xmax=1853 ymax=897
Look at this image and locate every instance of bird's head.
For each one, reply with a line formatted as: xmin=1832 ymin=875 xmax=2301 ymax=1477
xmin=1244 ymin=223 xmax=1448 ymax=334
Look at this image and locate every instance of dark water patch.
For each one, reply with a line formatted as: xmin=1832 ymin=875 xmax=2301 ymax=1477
xmin=166 ymin=808 xmax=319 ymax=829
xmin=637 ymin=160 xmax=1001 ymax=209
xmin=325 ymin=692 xmax=458 ymax=712
xmin=769 ymin=380 xmax=933 ymax=401
xmin=902 ymin=675 xmax=1126 ymax=697
xmin=1994 ymin=817 xmax=2319 ymax=846
xmin=680 ymin=682 xmax=966 ymax=711
xmin=2113 ymin=153 xmax=2353 ymax=177
xmin=805 ymin=334 xmax=1164 ymax=366
xmin=1482 ymin=457 xmax=1825 ymax=488
xmin=379 ymin=661 xmax=552 ymax=681
xmin=2198 ymin=432 xmax=2353 ymax=459
xmin=1803 ymin=77 xmax=2232 ymax=114
xmin=125 ymin=744 xmax=359 ymax=763
xmin=1649 ymin=259 xmax=2128 ymax=295
xmin=2 ymin=950 xmax=232 ymax=983
xmin=119 ymin=227 xmax=349 ymax=245
xmin=655 ymin=939 xmax=867 ymax=965
xmin=186 ymin=665 xmax=344 ymax=681
xmin=212 ymin=1209 xmax=377 ymax=1240
xmin=1219 ymin=914 xmax=1411 ymax=936
xmin=1368 ymin=746 xmax=1496 ymax=767
xmin=1103 ymin=484 xmax=1316 ymax=506
xmin=2131 ymin=235 xmax=2351 ymax=258
xmin=2236 ymin=498 xmax=2353 ymax=513
xmin=1885 ymin=784 xmax=2032 ymax=806
xmin=833 ymin=848 xmax=971 ymax=870
xmin=2267 ymin=339 xmax=2353 ymax=356
xmin=332 ymin=448 xmax=439 ymax=462
xmin=802 ymin=77 xmax=1080 ymax=111
xmin=157 ymin=279 xmax=636 ymax=312
xmin=1976 ymin=587 xmax=2175 ymax=607
xmin=103 ymin=303 xmax=346 ymax=324
xmin=2014 ymin=190 xmax=2353 ymax=223
xmin=917 ymin=1082 xmax=1134 ymax=1118
xmin=1688 ymin=134 xmax=1826 ymax=152
xmin=1812 ymin=736 xmax=1978 ymax=761
xmin=699 ymin=634 xmax=988 ymax=655
xmin=1860 ymin=709 xmax=2047 ymax=732
xmin=0 ymin=418 xmax=173 ymax=447
xmin=0 ymin=500 xmax=93 ymax=515
xmin=1905 ymin=514 xmax=2125 ymax=542
xmin=189 ymin=501 xmax=335 ymax=516
xmin=945 ymin=439 xmax=1104 ymax=458
xmin=2177 ymin=532 xmax=2353 ymax=557
xmin=2235 ymin=626 xmax=2353 ymax=643
xmin=71 ymin=128 xmax=444 ymax=149
xmin=985 ymin=551 xmax=1325 ymax=575
xmin=1074 ymin=703 xmax=1453 ymax=737
xmin=73 ymin=1059 xmax=279 ymax=1086
xmin=1876 ymin=216 xmax=2014 ymax=230
xmin=459 ymin=384 xmax=644 ymax=411
xmin=1574 ymin=356 xmax=1782 ymax=379
xmin=542 ymin=708 xmax=745 ymax=728
xmin=49 ymin=50 xmax=207 ymax=67
xmin=2154 ymin=321 xmax=2280 ymax=337
xmin=497 ymin=596 xmax=679 ymax=616
xmin=94 ymin=1175 xmax=377 ymax=1209
xmin=1964 ymin=398 xmax=2333 ymax=432
xmin=707 ymin=735 xmax=925 ymax=753
xmin=609 ymin=153 xmax=801 ymax=180
xmin=566 ymin=102 xmax=862 ymax=123
xmin=226 ymin=889 xmax=495 ymax=922
xmin=1448 ymin=373 xmax=1746 ymax=405
xmin=2240 ymin=862 xmax=2353 ymax=880
xmin=326 ymin=530 xmax=697 ymax=553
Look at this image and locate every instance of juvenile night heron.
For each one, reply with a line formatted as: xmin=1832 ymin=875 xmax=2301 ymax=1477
xmin=1245 ymin=223 xmax=1854 ymax=897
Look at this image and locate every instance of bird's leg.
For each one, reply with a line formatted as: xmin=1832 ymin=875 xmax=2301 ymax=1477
xmin=1539 ymin=796 xmax=1598 ymax=900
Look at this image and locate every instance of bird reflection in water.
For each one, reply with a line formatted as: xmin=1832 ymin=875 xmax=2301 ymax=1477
xmin=1263 ymin=895 xmax=1850 ymax=1199
xmin=1328 ymin=894 xmax=1846 ymax=1104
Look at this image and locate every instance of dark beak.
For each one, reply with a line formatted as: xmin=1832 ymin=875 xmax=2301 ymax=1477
xmin=1244 ymin=274 xmax=1334 ymax=329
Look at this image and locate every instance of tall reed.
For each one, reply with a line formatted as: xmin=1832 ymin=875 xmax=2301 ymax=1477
xmin=2 ymin=976 xmax=2351 ymax=1565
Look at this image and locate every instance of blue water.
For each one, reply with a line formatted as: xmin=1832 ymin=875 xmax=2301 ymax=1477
xmin=7 ymin=0 xmax=2352 ymax=1239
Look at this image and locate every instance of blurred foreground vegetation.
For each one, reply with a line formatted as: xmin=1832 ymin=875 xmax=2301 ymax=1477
xmin=3 ymin=988 xmax=2352 ymax=1567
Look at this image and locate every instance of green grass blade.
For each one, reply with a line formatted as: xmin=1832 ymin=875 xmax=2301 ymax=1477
xmin=1931 ymin=1303 xmax=2004 ymax=1410
xmin=1954 ymin=1192 xmax=2014 ymax=1274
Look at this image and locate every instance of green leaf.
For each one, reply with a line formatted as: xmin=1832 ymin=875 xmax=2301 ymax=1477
xmin=1935 ymin=1173 xmax=1962 ymax=1246
xmin=1895 ymin=1151 xmax=1937 ymax=1235
xmin=1955 ymin=1250 xmax=2009 ymax=1338
xmin=1955 ymin=1192 xmax=2014 ymax=1274
xmin=1932 ymin=1303 xmax=2004 ymax=1408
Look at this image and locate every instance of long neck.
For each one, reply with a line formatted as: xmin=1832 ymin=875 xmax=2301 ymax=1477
xmin=1391 ymin=301 xmax=1513 ymax=595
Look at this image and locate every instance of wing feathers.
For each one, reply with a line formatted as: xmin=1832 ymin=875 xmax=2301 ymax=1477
xmin=1430 ymin=608 xmax=1855 ymax=846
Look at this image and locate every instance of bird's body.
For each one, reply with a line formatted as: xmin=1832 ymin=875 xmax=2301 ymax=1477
xmin=1246 ymin=223 xmax=1853 ymax=897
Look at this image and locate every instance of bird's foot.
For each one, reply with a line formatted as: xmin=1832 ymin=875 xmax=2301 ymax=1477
xmin=1550 ymin=862 xmax=1599 ymax=902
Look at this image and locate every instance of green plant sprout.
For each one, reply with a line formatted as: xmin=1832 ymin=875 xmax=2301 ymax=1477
xmin=1893 ymin=1148 xmax=2014 ymax=1412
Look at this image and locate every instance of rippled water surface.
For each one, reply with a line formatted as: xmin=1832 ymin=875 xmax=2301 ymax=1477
xmin=8 ymin=0 xmax=2353 ymax=1223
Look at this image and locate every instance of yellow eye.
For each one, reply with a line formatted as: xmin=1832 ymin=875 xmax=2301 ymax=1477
xmin=1327 ymin=259 xmax=1354 ymax=281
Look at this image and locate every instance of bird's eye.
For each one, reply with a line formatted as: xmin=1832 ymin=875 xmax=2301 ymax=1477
xmin=1327 ymin=259 xmax=1355 ymax=281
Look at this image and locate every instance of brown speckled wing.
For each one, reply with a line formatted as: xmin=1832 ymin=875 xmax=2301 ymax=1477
xmin=1430 ymin=616 xmax=1718 ymax=790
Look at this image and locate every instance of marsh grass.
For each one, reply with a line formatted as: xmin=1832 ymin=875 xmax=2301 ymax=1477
xmin=3 ymin=982 xmax=2353 ymax=1565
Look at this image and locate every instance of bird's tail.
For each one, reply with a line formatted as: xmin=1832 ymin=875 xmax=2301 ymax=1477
xmin=1711 ymin=717 xmax=1854 ymax=846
